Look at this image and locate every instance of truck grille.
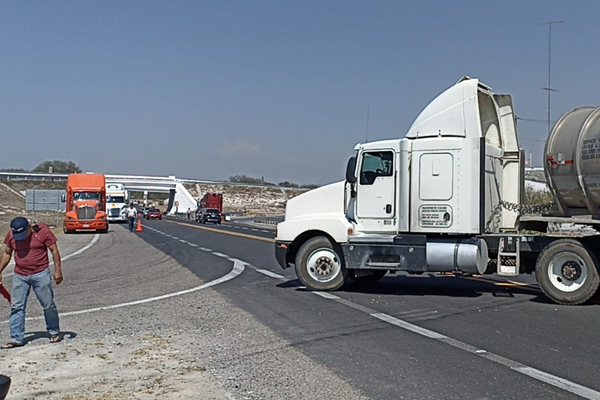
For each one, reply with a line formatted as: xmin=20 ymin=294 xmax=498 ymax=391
xmin=109 ymin=208 xmax=121 ymax=217
xmin=77 ymin=206 xmax=96 ymax=220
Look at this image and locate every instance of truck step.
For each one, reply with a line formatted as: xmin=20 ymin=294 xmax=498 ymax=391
xmin=497 ymin=237 xmax=520 ymax=276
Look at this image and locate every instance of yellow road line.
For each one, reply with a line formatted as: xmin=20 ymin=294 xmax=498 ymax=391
xmin=168 ymin=220 xmax=275 ymax=243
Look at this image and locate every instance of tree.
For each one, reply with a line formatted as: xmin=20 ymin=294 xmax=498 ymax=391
xmin=32 ymin=160 xmax=81 ymax=174
xmin=0 ymin=168 xmax=29 ymax=172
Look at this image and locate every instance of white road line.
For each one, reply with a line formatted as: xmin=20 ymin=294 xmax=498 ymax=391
xmin=514 ymin=367 xmax=600 ymax=400
xmin=369 ymin=312 xmax=600 ymax=399
xmin=256 ymin=269 xmax=285 ymax=279
xmin=372 ymin=313 xmax=447 ymax=339
xmin=313 ymin=291 xmax=340 ymax=300
xmin=188 ymin=243 xmax=198 ymax=247
xmin=199 ymin=247 xmax=211 ymax=252
xmin=8 ymin=260 xmax=246 ymax=322
xmin=212 ymin=252 xmax=228 ymax=258
xmin=172 ymin=236 xmax=179 ymax=240
xmin=260 ymin=230 xmax=270 ymax=233
xmin=251 ymin=228 xmax=259 ymax=231
xmin=179 ymin=239 xmax=188 ymax=244
xmin=4 ymin=234 xmax=100 ymax=278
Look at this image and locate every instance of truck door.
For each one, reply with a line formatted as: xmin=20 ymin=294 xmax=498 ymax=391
xmin=356 ymin=150 xmax=396 ymax=232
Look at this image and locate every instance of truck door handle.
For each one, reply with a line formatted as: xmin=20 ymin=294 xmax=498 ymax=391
xmin=386 ymin=204 xmax=392 ymax=213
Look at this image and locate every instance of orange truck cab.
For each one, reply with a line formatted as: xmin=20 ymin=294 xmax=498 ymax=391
xmin=63 ymin=173 xmax=108 ymax=234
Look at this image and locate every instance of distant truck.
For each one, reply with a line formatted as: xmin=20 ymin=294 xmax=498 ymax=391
xmin=105 ymin=183 xmax=128 ymax=223
xmin=63 ymin=173 xmax=108 ymax=234
xmin=199 ymin=193 xmax=223 ymax=213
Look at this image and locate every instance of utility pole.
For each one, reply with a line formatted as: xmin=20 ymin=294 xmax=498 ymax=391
xmin=538 ymin=20 xmax=563 ymax=137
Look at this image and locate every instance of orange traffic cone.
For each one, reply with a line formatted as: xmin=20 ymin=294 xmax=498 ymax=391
xmin=136 ymin=219 xmax=143 ymax=232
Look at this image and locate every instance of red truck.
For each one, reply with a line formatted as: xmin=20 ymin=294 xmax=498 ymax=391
xmin=199 ymin=193 xmax=223 ymax=213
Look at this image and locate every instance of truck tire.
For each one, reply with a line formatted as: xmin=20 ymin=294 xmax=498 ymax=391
xmin=349 ymin=270 xmax=387 ymax=284
xmin=295 ymin=236 xmax=347 ymax=291
xmin=535 ymin=239 xmax=600 ymax=305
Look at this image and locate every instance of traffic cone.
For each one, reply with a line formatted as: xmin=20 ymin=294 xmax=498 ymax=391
xmin=136 ymin=219 xmax=143 ymax=232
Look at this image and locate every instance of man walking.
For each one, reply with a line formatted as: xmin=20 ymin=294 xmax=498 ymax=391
xmin=0 ymin=217 xmax=63 ymax=348
xmin=126 ymin=203 xmax=137 ymax=232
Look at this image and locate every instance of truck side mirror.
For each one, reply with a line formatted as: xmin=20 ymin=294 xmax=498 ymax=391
xmin=346 ymin=157 xmax=357 ymax=184
xmin=60 ymin=193 xmax=66 ymax=203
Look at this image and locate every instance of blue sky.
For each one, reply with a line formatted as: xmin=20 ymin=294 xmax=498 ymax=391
xmin=1 ymin=1 xmax=598 ymax=184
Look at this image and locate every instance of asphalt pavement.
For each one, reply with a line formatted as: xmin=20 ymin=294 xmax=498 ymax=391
xmin=136 ymin=218 xmax=600 ymax=400
xmin=3 ymin=219 xmax=599 ymax=399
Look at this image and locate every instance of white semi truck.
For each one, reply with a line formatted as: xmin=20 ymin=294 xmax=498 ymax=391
xmin=275 ymin=76 xmax=600 ymax=305
xmin=105 ymin=183 xmax=128 ymax=223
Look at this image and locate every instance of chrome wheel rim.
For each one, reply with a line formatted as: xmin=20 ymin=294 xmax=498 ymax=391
xmin=306 ymin=248 xmax=341 ymax=283
xmin=547 ymin=252 xmax=587 ymax=293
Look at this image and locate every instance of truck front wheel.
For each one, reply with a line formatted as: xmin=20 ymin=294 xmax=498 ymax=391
xmin=535 ymin=239 xmax=600 ymax=305
xmin=295 ymin=237 xmax=347 ymax=291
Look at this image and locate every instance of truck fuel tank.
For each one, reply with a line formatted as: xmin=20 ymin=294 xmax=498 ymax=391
xmin=426 ymin=238 xmax=488 ymax=275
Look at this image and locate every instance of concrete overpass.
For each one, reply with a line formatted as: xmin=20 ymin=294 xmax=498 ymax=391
xmin=0 ymin=172 xmax=200 ymax=215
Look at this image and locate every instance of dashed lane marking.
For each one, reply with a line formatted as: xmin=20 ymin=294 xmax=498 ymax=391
xmin=172 ymin=221 xmax=275 ymax=243
xmin=256 ymin=269 xmax=285 ymax=279
xmin=245 ymin=267 xmax=600 ymax=399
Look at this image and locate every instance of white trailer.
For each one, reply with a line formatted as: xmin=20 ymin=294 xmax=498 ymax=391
xmin=106 ymin=183 xmax=128 ymax=223
xmin=275 ymin=76 xmax=600 ymax=305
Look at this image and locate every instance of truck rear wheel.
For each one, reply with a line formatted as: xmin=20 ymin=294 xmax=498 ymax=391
xmin=535 ymin=239 xmax=600 ymax=305
xmin=295 ymin=237 xmax=347 ymax=291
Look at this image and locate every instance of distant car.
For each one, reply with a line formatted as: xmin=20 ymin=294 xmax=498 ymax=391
xmin=196 ymin=208 xmax=221 ymax=224
xmin=146 ymin=209 xmax=162 ymax=220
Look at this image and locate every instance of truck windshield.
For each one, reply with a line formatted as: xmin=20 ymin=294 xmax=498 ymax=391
xmin=73 ymin=192 xmax=101 ymax=200
xmin=107 ymin=195 xmax=125 ymax=203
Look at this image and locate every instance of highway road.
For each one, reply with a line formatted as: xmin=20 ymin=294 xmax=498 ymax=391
xmin=2 ymin=218 xmax=599 ymax=399
xmin=135 ymin=218 xmax=600 ymax=400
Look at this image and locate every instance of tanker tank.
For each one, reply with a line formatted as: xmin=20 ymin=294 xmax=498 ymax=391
xmin=544 ymin=106 xmax=600 ymax=216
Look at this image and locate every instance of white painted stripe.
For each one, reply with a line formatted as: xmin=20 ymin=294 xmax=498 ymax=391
xmin=199 ymin=247 xmax=211 ymax=252
xmin=188 ymin=243 xmax=198 ymax=247
xmin=5 ymin=260 xmax=245 ymax=323
xmin=514 ymin=367 xmax=600 ymax=400
xmin=212 ymin=252 xmax=228 ymax=258
xmin=172 ymin=236 xmax=179 ymax=240
xmin=371 ymin=313 xmax=447 ymax=339
xmin=4 ymin=234 xmax=100 ymax=278
xmin=260 ymin=230 xmax=269 ymax=233
xmin=256 ymin=269 xmax=285 ymax=279
xmin=313 ymin=291 xmax=340 ymax=300
xmin=251 ymin=228 xmax=258 ymax=231
xmin=369 ymin=312 xmax=600 ymax=398
xmin=179 ymin=239 xmax=188 ymax=243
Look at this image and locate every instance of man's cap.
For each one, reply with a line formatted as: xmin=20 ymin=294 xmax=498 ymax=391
xmin=10 ymin=217 xmax=30 ymax=241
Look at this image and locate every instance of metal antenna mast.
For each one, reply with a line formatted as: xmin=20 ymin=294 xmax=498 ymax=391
xmin=538 ymin=20 xmax=563 ymax=137
xmin=365 ymin=106 xmax=370 ymax=142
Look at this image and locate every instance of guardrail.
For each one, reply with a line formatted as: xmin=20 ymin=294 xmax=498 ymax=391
xmin=253 ymin=216 xmax=284 ymax=225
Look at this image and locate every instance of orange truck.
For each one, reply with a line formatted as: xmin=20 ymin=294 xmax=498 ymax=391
xmin=62 ymin=173 xmax=108 ymax=234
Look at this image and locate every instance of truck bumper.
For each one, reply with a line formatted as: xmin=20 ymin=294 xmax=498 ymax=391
xmin=275 ymin=241 xmax=291 ymax=269
xmin=64 ymin=221 xmax=107 ymax=231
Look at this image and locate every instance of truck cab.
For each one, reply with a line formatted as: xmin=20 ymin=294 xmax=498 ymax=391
xmin=105 ymin=183 xmax=128 ymax=223
xmin=63 ymin=173 xmax=108 ymax=234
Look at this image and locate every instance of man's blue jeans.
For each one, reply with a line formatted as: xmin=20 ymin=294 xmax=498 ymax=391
xmin=9 ymin=268 xmax=59 ymax=345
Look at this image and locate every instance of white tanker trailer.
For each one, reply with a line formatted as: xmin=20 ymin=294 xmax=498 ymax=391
xmin=275 ymin=77 xmax=600 ymax=305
